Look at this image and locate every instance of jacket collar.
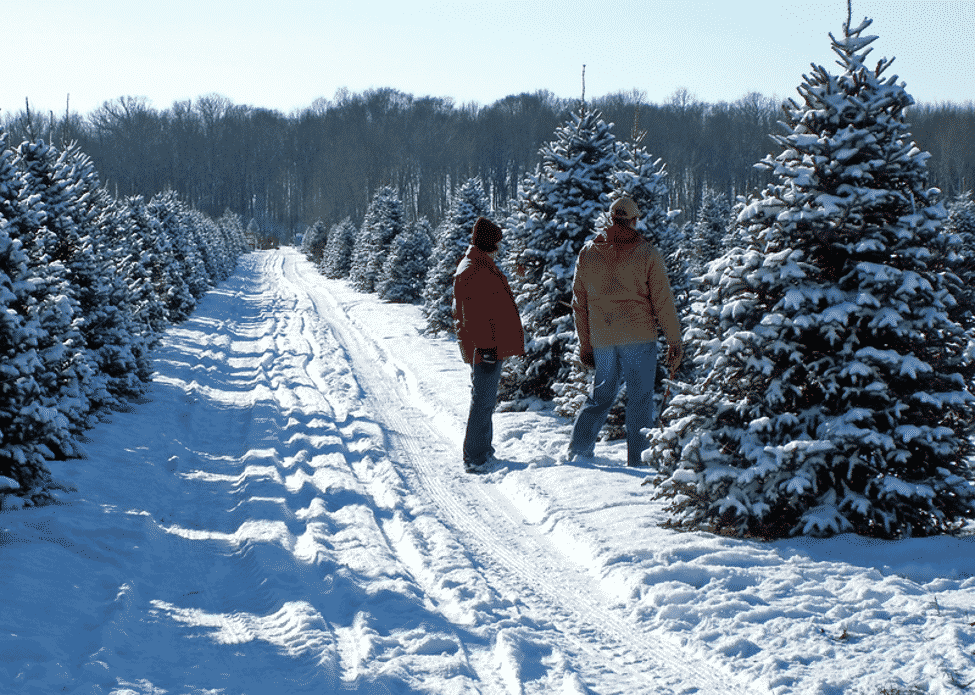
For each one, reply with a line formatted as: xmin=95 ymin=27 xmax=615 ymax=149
xmin=466 ymin=245 xmax=500 ymax=265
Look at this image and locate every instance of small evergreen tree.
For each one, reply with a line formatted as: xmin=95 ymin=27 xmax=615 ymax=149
xmin=377 ymin=217 xmax=433 ymax=303
xmin=349 ymin=186 xmax=405 ymax=293
xmin=688 ymin=186 xmax=732 ymax=278
xmin=320 ymin=217 xmax=357 ymax=279
xmin=937 ymin=191 xmax=975 ymax=367
xmin=147 ymin=191 xmax=198 ymax=323
xmin=301 ymin=219 xmax=330 ymax=263
xmin=421 ymin=178 xmax=491 ymax=334
xmin=647 ymin=16 xmax=975 ymax=539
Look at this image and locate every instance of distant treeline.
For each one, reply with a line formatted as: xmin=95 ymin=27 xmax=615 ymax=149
xmin=3 ymin=88 xmax=972 ymax=238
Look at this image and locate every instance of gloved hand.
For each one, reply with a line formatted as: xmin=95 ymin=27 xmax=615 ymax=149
xmin=579 ymin=348 xmax=595 ymax=369
xmin=479 ymin=347 xmax=498 ymax=365
xmin=665 ymin=343 xmax=683 ymax=376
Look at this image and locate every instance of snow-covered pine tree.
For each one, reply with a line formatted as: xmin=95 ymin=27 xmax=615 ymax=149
xmin=377 ymin=217 xmax=433 ymax=303
xmin=349 ymin=186 xmax=405 ymax=294
xmin=646 ymin=16 xmax=975 ymax=539
xmin=688 ymin=186 xmax=732 ymax=279
xmin=937 ymin=191 xmax=975 ymax=368
xmin=505 ymin=107 xmax=619 ymax=400
xmin=320 ymin=217 xmax=357 ymax=279
xmin=0 ymin=215 xmax=54 ymax=507
xmin=15 ymin=139 xmax=96 ymax=445
xmin=421 ymin=177 xmax=491 ymax=334
xmin=554 ymin=134 xmax=678 ymax=428
xmin=147 ymin=191 xmax=198 ymax=323
xmin=0 ymin=130 xmax=69 ymax=496
xmin=186 ymin=208 xmax=228 ymax=286
xmin=54 ymin=143 xmax=154 ymax=410
xmin=301 ymin=219 xmax=330 ymax=264
xmin=112 ymin=197 xmax=170 ymax=339
xmin=216 ymin=209 xmax=248 ymax=273
xmin=98 ymin=196 xmax=166 ymax=384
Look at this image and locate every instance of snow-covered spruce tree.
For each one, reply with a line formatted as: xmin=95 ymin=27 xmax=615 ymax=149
xmin=421 ymin=177 xmax=491 ymax=334
xmin=320 ymin=217 xmax=357 ymax=279
xmin=505 ymin=107 xmax=619 ymax=400
xmin=147 ymin=191 xmax=198 ymax=323
xmin=112 ymin=197 xmax=170 ymax=339
xmin=688 ymin=186 xmax=733 ymax=279
xmin=15 ymin=139 xmax=97 ymax=445
xmin=55 ymin=143 xmax=155 ymax=409
xmin=349 ymin=186 xmax=405 ymax=294
xmin=646 ymin=17 xmax=975 ymax=539
xmin=936 ymin=191 xmax=975 ymax=367
xmin=377 ymin=217 xmax=433 ymax=303
xmin=216 ymin=209 xmax=248 ymax=271
xmin=0 ymin=132 xmax=76 ymax=492
xmin=554 ymin=137 xmax=678 ymax=428
xmin=301 ymin=219 xmax=330 ymax=264
xmin=0 ymin=215 xmax=55 ymax=507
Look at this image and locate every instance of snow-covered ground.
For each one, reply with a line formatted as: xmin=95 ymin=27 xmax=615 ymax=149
xmin=1 ymin=248 xmax=972 ymax=695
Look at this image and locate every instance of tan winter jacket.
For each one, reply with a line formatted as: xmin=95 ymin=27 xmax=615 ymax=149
xmin=453 ymin=246 xmax=526 ymax=365
xmin=571 ymin=223 xmax=682 ymax=360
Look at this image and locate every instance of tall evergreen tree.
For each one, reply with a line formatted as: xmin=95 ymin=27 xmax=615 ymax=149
xmin=421 ymin=178 xmax=491 ymax=334
xmin=0 ymin=130 xmax=67 ymax=496
xmin=505 ymin=107 xmax=619 ymax=400
xmin=0 ymin=215 xmax=53 ymax=505
xmin=647 ymin=16 xmax=975 ymax=539
xmin=16 ymin=139 xmax=96 ymax=446
xmin=553 ymin=137 xmax=678 ymax=428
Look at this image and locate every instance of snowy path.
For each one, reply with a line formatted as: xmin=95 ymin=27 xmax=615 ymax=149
xmin=0 ymin=248 xmax=972 ymax=695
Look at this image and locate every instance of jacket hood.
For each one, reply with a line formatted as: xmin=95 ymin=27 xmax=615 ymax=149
xmin=590 ymin=223 xmax=645 ymax=259
xmin=593 ymin=222 xmax=643 ymax=247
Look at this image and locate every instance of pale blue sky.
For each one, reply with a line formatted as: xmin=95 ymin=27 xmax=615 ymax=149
xmin=5 ymin=0 xmax=974 ymax=118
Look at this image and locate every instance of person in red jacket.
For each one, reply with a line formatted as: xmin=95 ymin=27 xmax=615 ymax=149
xmin=453 ymin=217 xmax=525 ymax=473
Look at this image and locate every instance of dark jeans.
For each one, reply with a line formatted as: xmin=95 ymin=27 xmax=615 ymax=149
xmin=463 ymin=358 xmax=504 ymax=467
xmin=569 ymin=342 xmax=659 ymax=467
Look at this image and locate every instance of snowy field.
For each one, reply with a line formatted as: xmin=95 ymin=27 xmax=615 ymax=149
xmin=0 ymin=247 xmax=972 ymax=694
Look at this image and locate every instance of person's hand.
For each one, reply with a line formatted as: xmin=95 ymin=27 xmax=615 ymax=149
xmin=665 ymin=343 xmax=683 ymax=376
xmin=479 ymin=347 xmax=498 ymax=365
xmin=579 ymin=348 xmax=594 ymax=369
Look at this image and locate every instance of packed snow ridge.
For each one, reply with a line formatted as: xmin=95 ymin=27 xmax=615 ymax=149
xmin=0 ymin=249 xmax=972 ymax=694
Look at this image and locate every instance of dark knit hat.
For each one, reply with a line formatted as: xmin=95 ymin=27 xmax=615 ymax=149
xmin=472 ymin=217 xmax=503 ymax=252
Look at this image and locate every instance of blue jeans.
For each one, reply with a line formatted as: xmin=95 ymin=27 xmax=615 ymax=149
xmin=463 ymin=358 xmax=504 ymax=467
xmin=569 ymin=342 xmax=659 ymax=467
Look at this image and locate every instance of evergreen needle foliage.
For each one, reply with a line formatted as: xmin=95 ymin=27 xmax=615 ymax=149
xmin=422 ymin=178 xmax=491 ymax=335
xmin=0 ymin=126 xmax=248 ymax=509
xmin=646 ymin=17 xmax=975 ymax=539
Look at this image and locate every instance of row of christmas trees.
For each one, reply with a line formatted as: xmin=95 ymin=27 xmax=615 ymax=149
xmin=302 ymin=16 xmax=974 ymax=538
xmin=0 ymin=129 xmax=250 ymax=509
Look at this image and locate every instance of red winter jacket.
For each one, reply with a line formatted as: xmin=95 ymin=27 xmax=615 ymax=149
xmin=452 ymin=246 xmax=525 ymax=365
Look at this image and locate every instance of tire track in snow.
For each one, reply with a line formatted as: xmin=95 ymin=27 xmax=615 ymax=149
xmin=279 ymin=249 xmax=758 ymax=694
xmin=80 ymin=252 xmax=487 ymax=692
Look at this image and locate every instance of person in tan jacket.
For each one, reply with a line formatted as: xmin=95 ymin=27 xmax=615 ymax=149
xmin=567 ymin=197 xmax=683 ymax=467
xmin=453 ymin=217 xmax=525 ymax=472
